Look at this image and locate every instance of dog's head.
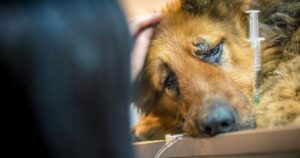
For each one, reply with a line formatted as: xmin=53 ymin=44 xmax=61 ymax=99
xmin=135 ymin=0 xmax=256 ymax=138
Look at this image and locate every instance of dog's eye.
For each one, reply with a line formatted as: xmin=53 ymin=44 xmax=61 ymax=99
xmin=163 ymin=70 xmax=179 ymax=96
xmin=195 ymin=43 xmax=223 ymax=64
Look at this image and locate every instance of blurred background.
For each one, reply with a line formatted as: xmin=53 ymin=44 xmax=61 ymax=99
xmin=119 ymin=0 xmax=172 ymax=17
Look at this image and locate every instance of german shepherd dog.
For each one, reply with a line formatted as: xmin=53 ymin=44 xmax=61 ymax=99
xmin=133 ymin=0 xmax=300 ymax=141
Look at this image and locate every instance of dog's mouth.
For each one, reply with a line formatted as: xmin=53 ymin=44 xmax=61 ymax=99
xmin=237 ymin=115 xmax=256 ymax=130
xmin=184 ymin=115 xmax=256 ymax=137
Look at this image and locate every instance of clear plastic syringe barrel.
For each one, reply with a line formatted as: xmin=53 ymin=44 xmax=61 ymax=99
xmin=246 ymin=10 xmax=263 ymax=104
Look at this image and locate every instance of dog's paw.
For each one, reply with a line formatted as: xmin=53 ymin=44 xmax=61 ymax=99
xmin=131 ymin=120 xmax=165 ymax=141
xmin=255 ymin=100 xmax=300 ymax=127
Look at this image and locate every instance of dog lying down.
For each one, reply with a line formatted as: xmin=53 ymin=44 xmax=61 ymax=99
xmin=132 ymin=0 xmax=300 ymax=141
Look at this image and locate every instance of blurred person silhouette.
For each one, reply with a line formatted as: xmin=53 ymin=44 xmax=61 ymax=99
xmin=0 ymin=0 xmax=160 ymax=157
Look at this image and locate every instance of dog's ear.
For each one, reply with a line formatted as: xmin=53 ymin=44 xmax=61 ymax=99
xmin=132 ymin=69 xmax=160 ymax=114
xmin=181 ymin=0 xmax=251 ymax=16
xmin=180 ymin=0 xmax=251 ymax=37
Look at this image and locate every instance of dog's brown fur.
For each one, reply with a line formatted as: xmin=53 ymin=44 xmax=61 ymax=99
xmin=133 ymin=0 xmax=300 ymax=140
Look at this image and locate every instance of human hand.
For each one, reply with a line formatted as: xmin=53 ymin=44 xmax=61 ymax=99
xmin=129 ymin=13 xmax=161 ymax=82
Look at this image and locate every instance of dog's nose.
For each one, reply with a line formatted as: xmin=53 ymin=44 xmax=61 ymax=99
xmin=200 ymin=103 xmax=237 ymax=136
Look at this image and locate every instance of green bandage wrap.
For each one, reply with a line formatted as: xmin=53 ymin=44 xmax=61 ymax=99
xmin=252 ymin=94 xmax=261 ymax=105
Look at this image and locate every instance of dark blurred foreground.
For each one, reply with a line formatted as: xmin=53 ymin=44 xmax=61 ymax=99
xmin=1 ymin=0 xmax=134 ymax=157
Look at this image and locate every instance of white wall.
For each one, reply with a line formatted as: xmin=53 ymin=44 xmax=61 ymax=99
xmin=119 ymin=0 xmax=172 ymax=17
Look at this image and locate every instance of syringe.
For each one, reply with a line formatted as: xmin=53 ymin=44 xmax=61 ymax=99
xmin=246 ymin=10 xmax=264 ymax=105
